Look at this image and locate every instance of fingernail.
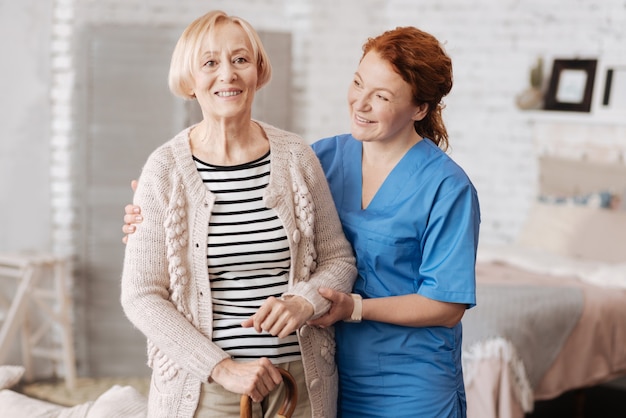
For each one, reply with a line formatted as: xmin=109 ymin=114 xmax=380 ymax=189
xmin=135 ymin=216 xmax=143 ymax=222
xmin=133 ymin=207 xmax=140 ymax=213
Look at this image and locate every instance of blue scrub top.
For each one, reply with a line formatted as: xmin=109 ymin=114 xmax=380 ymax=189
xmin=312 ymin=134 xmax=480 ymax=418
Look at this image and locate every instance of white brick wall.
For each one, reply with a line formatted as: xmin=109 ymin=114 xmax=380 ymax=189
xmin=51 ymin=0 xmax=76 ymax=256
xmin=51 ymin=0 xmax=626 ymax=257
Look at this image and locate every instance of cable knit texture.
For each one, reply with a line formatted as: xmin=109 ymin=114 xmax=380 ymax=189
xmin=121 ymin=121 xmax=356 ymax=418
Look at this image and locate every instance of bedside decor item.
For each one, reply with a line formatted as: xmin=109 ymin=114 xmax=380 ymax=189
xmin=544 ymin=58 xmax=597 ymax=112
xmin=516 ymin=57 xmax=545 ymax=110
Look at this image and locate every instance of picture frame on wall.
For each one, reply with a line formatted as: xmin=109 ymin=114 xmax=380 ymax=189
xmin=600 ymin=65 xmax=626 ymax=111
xmin=544 ymin=58 xmax=598 ymax=112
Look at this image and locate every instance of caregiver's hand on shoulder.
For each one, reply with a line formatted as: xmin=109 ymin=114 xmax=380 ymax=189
xmin=242 ymin=295 xmax=314 ymax=339
xmin=307 ymin=287 xmax=354 ymax=328
xmin=122 ymin=180 xmax=142 ymax=244
xmin=211 ymin=357 xmax=282 ymax=402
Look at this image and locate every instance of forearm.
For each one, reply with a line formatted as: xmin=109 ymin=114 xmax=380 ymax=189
xmin=362 ymin=294 xmax=466 ymax=328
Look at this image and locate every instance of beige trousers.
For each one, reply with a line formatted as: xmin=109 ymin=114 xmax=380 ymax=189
xmin=194 ymin=359 xmax=312 ymax=418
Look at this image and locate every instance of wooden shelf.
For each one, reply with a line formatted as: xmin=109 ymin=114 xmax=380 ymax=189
xmin=522 ymin=110 xmax=626 ymax=126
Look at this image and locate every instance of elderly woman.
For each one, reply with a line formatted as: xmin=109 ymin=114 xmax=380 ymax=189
xmin=120 ymin=10 xmax=355 ymax=418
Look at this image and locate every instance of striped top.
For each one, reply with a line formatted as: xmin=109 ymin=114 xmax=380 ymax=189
xmin=194 ymin=151 xmax=301 ymax=364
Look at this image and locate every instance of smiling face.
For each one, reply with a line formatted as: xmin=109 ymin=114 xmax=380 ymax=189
xmin=191 ymin=21 xmax=259 ymax=122
xmin=347 ymin=51 xmax=427 ymax=146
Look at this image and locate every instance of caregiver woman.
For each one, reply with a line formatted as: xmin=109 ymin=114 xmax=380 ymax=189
xmin=307 ymin=26 xmax=480 ymax=417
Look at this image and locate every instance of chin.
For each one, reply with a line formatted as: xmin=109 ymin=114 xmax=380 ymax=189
xmin=350 ymin=125 xmax=372 ymax=141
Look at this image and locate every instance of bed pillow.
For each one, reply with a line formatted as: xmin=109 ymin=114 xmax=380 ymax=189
xmin=0 ymin=390 xmax=70 ymax=418
xmin=0 ymin=365 xmax=24 ymax=390
xmin=86 ymin=385 xmax=147 ymax=418
xmin=517 ymin=201 xmax=626 ymax=263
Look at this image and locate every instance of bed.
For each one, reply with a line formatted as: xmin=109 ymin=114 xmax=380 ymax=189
xmin=462 ymin=156 xmax=626 ymax=418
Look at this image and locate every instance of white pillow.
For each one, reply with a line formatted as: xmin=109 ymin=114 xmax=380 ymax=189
xmin=0 ymin=365 xmax=25 ymax=390
xmin=86 ymin=385 xmax=147 ymax=418
xmin=0 ymin=366 xmax=94 ymax=418
xmin=517 ymin=202 xmax=626 ymax=263
xmin=0 ymin=390 xmax=68 ymax=418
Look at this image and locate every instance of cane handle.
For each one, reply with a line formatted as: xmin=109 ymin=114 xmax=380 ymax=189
xmin=239 ymin=368 xmax=298 ymax=418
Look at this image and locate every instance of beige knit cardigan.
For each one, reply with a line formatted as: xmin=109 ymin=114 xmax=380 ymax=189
xmin=121 ymin=121 xmax=356 ymax=418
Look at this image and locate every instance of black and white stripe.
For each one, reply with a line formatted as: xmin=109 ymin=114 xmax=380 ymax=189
xmin=195 ymin=151 xmax=300 ymax=363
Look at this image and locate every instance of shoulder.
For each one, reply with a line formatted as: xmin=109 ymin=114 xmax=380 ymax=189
xmin=256 ymin=121 xmax=319 ymax=165
xmin=257 ymin=120 xmax=304 ymax=144
xmin=135 ymin=128 xmax=196 ymax=202
xmin=421 ymin=139 xmax=474 ymax=188
xmin=311 ymin=134 xmax=352 ymax=155
xmin=142 ymin=128 xmax=191 ymax=173
xmin=311 ymin=134 xmax=355 ymax=171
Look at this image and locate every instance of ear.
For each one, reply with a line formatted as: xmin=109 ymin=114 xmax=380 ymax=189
xmin=412 ymin=103 xmax=429 ymax=121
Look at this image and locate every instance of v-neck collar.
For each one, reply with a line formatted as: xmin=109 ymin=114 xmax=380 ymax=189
xmin=345 ymin=138 xmax=428 ymax=211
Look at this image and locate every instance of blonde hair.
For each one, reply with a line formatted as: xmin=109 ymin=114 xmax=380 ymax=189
xmin=168 ymin=10 xmax=272 ymax=99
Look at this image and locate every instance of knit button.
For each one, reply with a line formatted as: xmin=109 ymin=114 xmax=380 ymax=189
xmin=185 ymin=392 xmax=192 ymax=399
xmin=299 ymin=325 xmax=310 ymax=337
xmin=292 ymin=230 xmax=301 ymax=243
xmin=309 ymin=378 xmax=321 ymax=390
xmin=321 ymin=345 xmax=329 ymax=357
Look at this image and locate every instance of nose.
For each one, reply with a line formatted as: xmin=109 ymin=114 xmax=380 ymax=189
xmin=219 ymin=62 xmax=237 ymax=82
xmin=352 ymin=91 xmax=370 ymax=111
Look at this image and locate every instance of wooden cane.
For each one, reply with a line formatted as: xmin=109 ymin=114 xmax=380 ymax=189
xmin=240 ymin=368 xmax=298 ymax=418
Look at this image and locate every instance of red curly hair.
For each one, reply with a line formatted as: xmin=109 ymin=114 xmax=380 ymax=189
xmin=362 ymin=27 xmax=453 ymax=151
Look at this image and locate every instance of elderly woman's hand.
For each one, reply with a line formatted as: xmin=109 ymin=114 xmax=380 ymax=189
xmin=242 ymin=295 xmax=314 ymax=338
xmin=211 ymin=357 xmax=283 ymax=402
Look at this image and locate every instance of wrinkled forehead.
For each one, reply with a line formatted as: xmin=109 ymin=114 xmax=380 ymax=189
xmin=200 ymin=21 xmax=251 ymax=50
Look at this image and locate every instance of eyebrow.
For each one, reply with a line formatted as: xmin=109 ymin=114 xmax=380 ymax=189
xmin=201 ymin=47 xmax=251 ymax=56
xmin=354 ymin=72 xmax=396 ymax=96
